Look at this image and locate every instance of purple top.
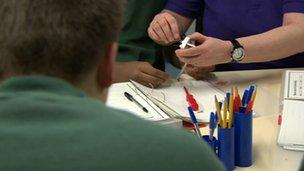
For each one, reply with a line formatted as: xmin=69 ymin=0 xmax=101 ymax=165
xmin=165 ymin=0 xmax=304 ymax=71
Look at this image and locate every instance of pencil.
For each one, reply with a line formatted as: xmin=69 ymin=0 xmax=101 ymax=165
xmin=228 ymin=90 xmax=234 ymax=128
xmin=223 ymin=99 xmax=228 ymax=128
xmin=251 ymin=89 xmax=257 ymax=103
xmin=215 ymin=95 xmax=222 ymax=127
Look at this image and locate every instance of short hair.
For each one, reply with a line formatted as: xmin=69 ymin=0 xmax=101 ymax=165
xmin=0 ymin=0 xmax=124 ymax=82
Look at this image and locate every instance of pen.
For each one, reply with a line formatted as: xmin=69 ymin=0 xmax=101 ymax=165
xmin=124 ymin=92 xmax=148 ymax=113
xmin=245 ymin=85 xmax=255 ymax=106
xmin=215 ymin=96 xmax=223 ymax=128
xmin=209 ymin=112 xmax=216 ymax=140
xmin=246 ymin=89 xmax=257 ymax=113
xmin=234 ymin=87 xmax=241 ymax=112
xmin=226 ymin=92 xmax=230 ymax=107
xmin=242 ymin=89 xmax=249 ymax=107
xmin=187 ymin=106 xmax=202 ymax=138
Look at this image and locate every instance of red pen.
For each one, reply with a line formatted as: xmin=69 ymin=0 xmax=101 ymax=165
xmin=246 ymin=89 xmax=257 ymax=113
xmin=233 ymin=87 xmax=242 ymax=113
xmin=245 ymin=100 xmax=253 ymax=113
xmin=183 ymin=86 xmax=199 ymax=111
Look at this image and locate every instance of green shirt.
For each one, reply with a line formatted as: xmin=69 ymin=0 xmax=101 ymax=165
xmin=0 ymin=76 xmax=225 ymax=171
xmin=117 ymin=0 xmax=167 ymax=70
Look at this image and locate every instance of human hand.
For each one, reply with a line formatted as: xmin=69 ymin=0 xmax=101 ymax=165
xmin=113 ymin=62 xmax=169 ymax=87
xmin=148 ymin=12 xmax=181 ymax=45
xmin=185 ymin=65 xmax=215 ymax=80
xmin=175 ymin=32 xmax=232 ymax=67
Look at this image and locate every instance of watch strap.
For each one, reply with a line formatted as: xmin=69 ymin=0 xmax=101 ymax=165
xmin=230 ymin=39 xmax=243 ymax=50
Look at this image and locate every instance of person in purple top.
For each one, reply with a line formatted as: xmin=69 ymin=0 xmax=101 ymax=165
xmin=148 ymin=0 xmax=304 ymax=71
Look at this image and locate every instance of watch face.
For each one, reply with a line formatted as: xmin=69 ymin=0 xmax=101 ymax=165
xmin=232 ymin=48 xmax=245 ymax=61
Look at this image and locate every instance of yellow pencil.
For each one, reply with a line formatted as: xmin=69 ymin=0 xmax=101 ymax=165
xmin=251 ymin=89 xmax=257 ymax=102
xmin=229 ymin=90 xmax=234 ymax=128
xmin=223 ymin=100 xmax=228 ymax=128
xmin=215 ymin=96 xmax=222 ymax=127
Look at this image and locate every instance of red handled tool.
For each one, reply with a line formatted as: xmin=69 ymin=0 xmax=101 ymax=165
xmin=184 ymin=86 xmax=199 ymax=111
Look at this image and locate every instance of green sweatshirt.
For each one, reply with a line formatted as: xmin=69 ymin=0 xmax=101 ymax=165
xmin=0 ymin=76 xmax=225 ymax=171
xmin=117 ymin=0 xmax=167 ymax=70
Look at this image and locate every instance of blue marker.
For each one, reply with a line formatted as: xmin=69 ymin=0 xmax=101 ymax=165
xmin=226 ymin=92 xmax=231 ymax=107
xmin=215 ymin=112 xmax=219 ymax=124
xmin=209 ymin=112 xmax=216 ymax=140
xmin=242 ymin=90 xmax=249 ymax=107
xmin=187 ymin=106 xmax=202 ymax=138
xmin=245 ymin=85 xmax=256 ymax=105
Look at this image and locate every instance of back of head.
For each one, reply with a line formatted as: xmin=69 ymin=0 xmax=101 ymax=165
xmin=0 ymin=0 xmax=123 ymax=83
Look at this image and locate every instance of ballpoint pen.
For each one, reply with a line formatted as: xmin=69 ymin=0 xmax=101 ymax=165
xmin=246 ymin=89 xmax=257 ymax=113
xmin=215 ymin=95 xmax=223 ymax=128
xmin=242 ymin=89 xmax=249 ymax=107
xmin=124 ymin=92 xmax=148 ymax=113
xmin=209 ymin=112 xmax=216 ymax=140
xmin=187 ymin=106 xmax=202 ymax=138
xmin=245 ymin=85 xmax=255 ymax=106
xmin=234 ymin=87 xmax=241 ymax=113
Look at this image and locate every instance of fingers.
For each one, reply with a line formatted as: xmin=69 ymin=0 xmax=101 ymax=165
xmin=153 ymin=22 xmax=170 ymax=44
xmin=148 ymin=28 xmax=161 ymax=44
xmin=139 ymin=62 xmax=169 ymax=81
xmin=148 ymin=12 xmax=180 ymax=45
xmin=133 ymin=62 xmax=169 ymax=87
xmin=188 ymin=32 xmax=208 ymax=43
xmin=175 ymin=46 xmax=207 ymax=57
xmin=138 ymin=72 xmax=166 ymax=88
xmin=185 ymin=65 xmax=215 ymax=80
xmin=164 ymin=14 xmax=180 ymax=40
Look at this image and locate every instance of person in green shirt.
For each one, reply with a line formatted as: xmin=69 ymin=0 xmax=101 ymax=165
xmin=0 ymin=0 xmax=225 ymax=171
xmin=113 ymin=0 xmax=216 ymax=86
xmin=113 ymin=0 xmax=169 ymax=87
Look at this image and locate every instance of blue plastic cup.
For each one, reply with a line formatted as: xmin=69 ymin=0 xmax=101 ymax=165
xmin=234 ymin=112 xmax=253 ymax=167
xmin=202 ymin=135 xmax=218 ymax=154
xmin=218 ymin=126 xmax=235 ymax=171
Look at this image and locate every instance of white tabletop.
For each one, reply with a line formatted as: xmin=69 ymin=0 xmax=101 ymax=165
xmin=198 ymin=69 xmax=304 ymax=171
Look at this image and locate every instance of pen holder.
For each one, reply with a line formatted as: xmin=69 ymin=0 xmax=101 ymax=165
xmin=218 ymin=126 xmax=235 ymax=171
xmin=202 ymin=135 xmax=218 ymax=154
xmin=234 ymin=112 xmax=253 ymax=167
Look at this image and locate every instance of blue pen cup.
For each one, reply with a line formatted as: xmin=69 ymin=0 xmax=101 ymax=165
xmin=218 ymin=126 xmax=235 ymax=171
xmin=202 ymin=135 xmax=218 ymax=154
xmin=234 ymin=112 xmax=253 ymax=167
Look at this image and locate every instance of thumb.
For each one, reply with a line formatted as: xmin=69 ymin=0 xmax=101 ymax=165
xmin=188 ymin=32 xmax=208 ymax=44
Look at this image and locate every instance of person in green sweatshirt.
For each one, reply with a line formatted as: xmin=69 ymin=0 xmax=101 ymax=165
xmin=113 ymin=0 xmax=169 ymax=87
xmin=0 ymin=0 xmax=225 ymax=170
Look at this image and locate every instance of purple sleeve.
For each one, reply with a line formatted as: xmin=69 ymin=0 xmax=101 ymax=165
xmin=165 ymin=0 xmax=203 ymax=19
xmin=283 ymin=0 xmax=304 ymax=13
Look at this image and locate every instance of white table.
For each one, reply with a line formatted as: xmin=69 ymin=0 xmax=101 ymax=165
xmin=199 ymin=69 xmax=304 ymax=171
